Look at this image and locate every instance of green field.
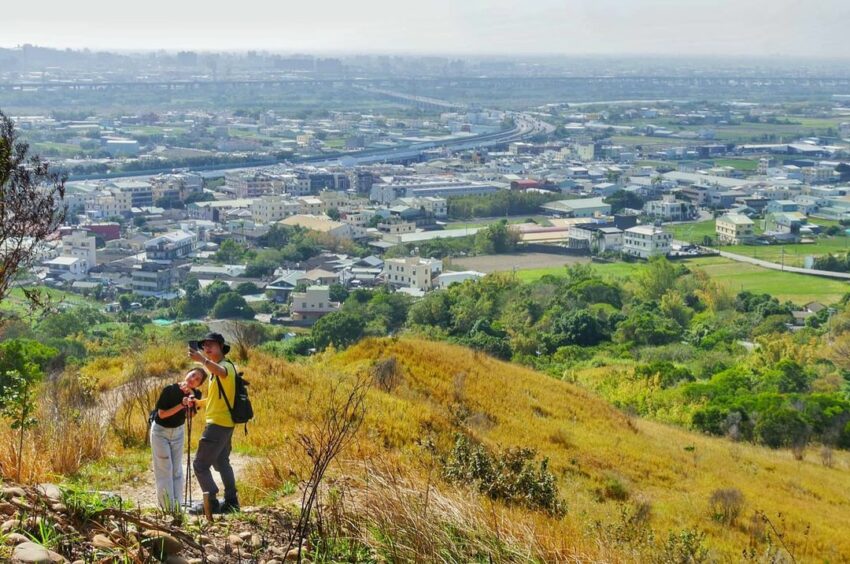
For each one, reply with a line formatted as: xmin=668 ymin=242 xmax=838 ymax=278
xmin=667 ymin=219 xmax=718 ymax=242
xmin=514 ymin=256 xmax=848 ymax=305
xmin=0 ymin=286 xmax=101 ymax=316
xmin=31 ymin=141 xmax=81 ymax=157
xmin=724 ymin=237 xmax=850 ymax=268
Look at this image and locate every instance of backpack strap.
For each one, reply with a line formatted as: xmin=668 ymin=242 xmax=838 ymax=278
xmin=214 ymin=359 xmax=237 ymax=415
xmin=218 ymin=359 xmax=249 ymax=436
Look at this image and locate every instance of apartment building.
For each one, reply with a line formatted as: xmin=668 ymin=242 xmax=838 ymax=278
xmin=249 ymin=196 xmax=303 ymax=224
xmin=290 ymin=285 xmax=340 ymax=321
xmin=623 ymin=225 xmax=671 ymax=258
xmin=382 ymin=256 xmax=443 ymax=291
xmin=61 ymin=230 xmax=97 ymax=267
xmin=716 ymin=214 xmax=755 ymax=245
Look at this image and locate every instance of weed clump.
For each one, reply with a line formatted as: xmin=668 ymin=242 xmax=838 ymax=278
xmin=443 ymin=434 xmax=565 ymax=517
xmin=708 ymin=488 xmax=745 ymax=526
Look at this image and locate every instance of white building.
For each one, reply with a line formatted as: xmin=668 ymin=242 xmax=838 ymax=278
xmin=643 ymin=195 xmax=697 ymax=222
xmin=225 ymin=172 xmax=282 ymax=198
xmin=249 ymin=196 xmax=303 ymax=224
xmin=61 ymin=230 xmax=97 ymax=268
xmin=290 ymin=285 xmax=340 ymax=321
xmin=145 ymin=230 xmax=197 ymax=261
xmin=44 ymin=256 xmax=89 ymax=280
xmin=394 ymin=196 xmax=448 ymax=218
xmin=623 ymin=225 xmax=671 ymax=258
xmin=383 ymin=256 xmax=443 ymax=291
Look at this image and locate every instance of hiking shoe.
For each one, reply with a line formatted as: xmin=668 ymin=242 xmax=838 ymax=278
xmin=220 ymin=499 xmax=241 ymax=514
xmin=188 ymin=497 xmax=219 ymax=515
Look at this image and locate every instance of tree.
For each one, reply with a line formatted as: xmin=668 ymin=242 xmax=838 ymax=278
xmin=633 ymin=258 xmax=681 ymax=302
xmin=754 ymin=407 xmax=810 ymax=449
xmin=176 ymin=285 xmax=208 ymax=319
xmin=614 ymin=305 xmax=681 ymax=346
xmin=205 ymin=280 xmax=231 ymax=304
xmin=212 ymin=292 xmax=254 ymax=320
xmin=0 ymin=111 xmax=66 ymax=313
xmin=326 ymin=207 xmax=341 ymax=221
xmin=407 ymin=291 xmax=453 ymax=329
xmin=474 ymin=220 xmax=519 ymax=254
xmin=35 ymin=306 xmax=107 ymax=339
xmin=312 ymin=311 xmax=365 ymax=350
xmin=235 ymin=282 xmax=260 ymax=296
xmin=0 ymin=339 xmax=57 ymax=480
xmin=118 ymin=293 xmax=133 ymax=312
xmin=184 ymin=191 xmax=215 ymax=205
xmin=551 ymin=310 xmax=607 ymax=347
xmin=605 ymin=190 xmax=645 ymax=213
xmin=215 ymin=239 xmax=247 ymax=263
xmin=328 ymin=283 xmax=349 ymax=303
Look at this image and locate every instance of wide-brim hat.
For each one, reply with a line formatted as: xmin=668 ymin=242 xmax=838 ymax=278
xmin=199 ymin=332 xmax=230 ymax=355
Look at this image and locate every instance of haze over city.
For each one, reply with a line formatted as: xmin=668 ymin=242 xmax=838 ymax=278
xmin=5 ymin=0 xmax=850 ymax=57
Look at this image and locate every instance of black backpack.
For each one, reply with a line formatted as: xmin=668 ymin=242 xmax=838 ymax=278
xmin=215 ymin=359 xmax=254 ymax=429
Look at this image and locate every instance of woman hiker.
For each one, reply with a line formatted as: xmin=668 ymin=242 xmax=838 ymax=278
xmin=150 ymin=367 xmax=207 ymax=512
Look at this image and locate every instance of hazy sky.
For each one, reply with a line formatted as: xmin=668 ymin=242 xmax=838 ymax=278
xmin=5 ymin=0 xmax=849 ymax=57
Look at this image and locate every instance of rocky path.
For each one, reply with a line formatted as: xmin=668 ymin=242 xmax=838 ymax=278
xmin=112 ymin=451 xmax=256 ymax=509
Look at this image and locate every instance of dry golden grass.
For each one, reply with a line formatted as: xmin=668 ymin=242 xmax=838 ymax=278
xmin=79 ymin=342 xmax=190 ymax=391
xmin=224 ymin=338 xmax=850 ymax=562
xmin=0 ymin=402 xmax=107 ymax=483
xmin=15 ymin=337 xmax=845 ymax=560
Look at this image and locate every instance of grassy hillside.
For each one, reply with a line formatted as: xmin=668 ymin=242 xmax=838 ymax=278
xmin=227 ymin=337 xmax=849 ymax=561
xmin=3 ymin=334 xmax=847 ymax=560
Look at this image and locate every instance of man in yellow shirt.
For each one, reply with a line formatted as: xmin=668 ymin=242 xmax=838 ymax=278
xmin=188 ymin=332 xmax=240 ymax=514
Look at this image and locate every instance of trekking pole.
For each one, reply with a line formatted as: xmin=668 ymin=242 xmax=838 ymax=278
xmin=185 ymin=411 xmax=192 ymax=511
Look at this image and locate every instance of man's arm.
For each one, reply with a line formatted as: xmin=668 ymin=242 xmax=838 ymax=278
xmin=188 ymin=349 xmax=230 ymax=378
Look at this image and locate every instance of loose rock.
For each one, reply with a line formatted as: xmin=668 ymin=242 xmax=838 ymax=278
xmin=2 ymin=486 xmax=26 ymax=499
xmin=2 ymin=518 xmax=20 ymax=533
xmin=228 ymin=533 xmax=244 ymax=546
xmin=141 ymin=530 xmax=183 ymax=556
xmin=4 ymin=532 xmax=30 ymax=545
xmin=91 ymin=534 xmax=115 ymax=549
xmin=11 ymin=541 xmax=67 ymax=563
xmin=36 ymin=484 xmax=63 ymax=501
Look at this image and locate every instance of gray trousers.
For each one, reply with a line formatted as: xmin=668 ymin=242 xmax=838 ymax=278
xmin=192 ymin=423 xmax=237 ymax=502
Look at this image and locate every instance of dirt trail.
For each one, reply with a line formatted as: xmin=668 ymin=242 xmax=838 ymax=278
xmin=112 ymin=451 xmax=256 ymax=509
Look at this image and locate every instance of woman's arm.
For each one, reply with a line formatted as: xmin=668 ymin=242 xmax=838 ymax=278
xmin=157 ymin=403 xmax=185 ymax=419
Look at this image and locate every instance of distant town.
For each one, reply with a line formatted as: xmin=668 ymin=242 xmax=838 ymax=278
xmin=4 ymin=47 xmax=850 ymax=328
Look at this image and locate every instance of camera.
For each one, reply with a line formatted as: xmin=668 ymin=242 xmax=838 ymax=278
xmin=188 ymin=340 xmax=200 ymax=351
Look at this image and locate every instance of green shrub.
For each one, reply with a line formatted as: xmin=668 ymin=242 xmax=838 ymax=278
xmin=601 ymin=475 xmax=630 ymax=501
xmin=443 ymin=434 xmax=565 ymax=517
